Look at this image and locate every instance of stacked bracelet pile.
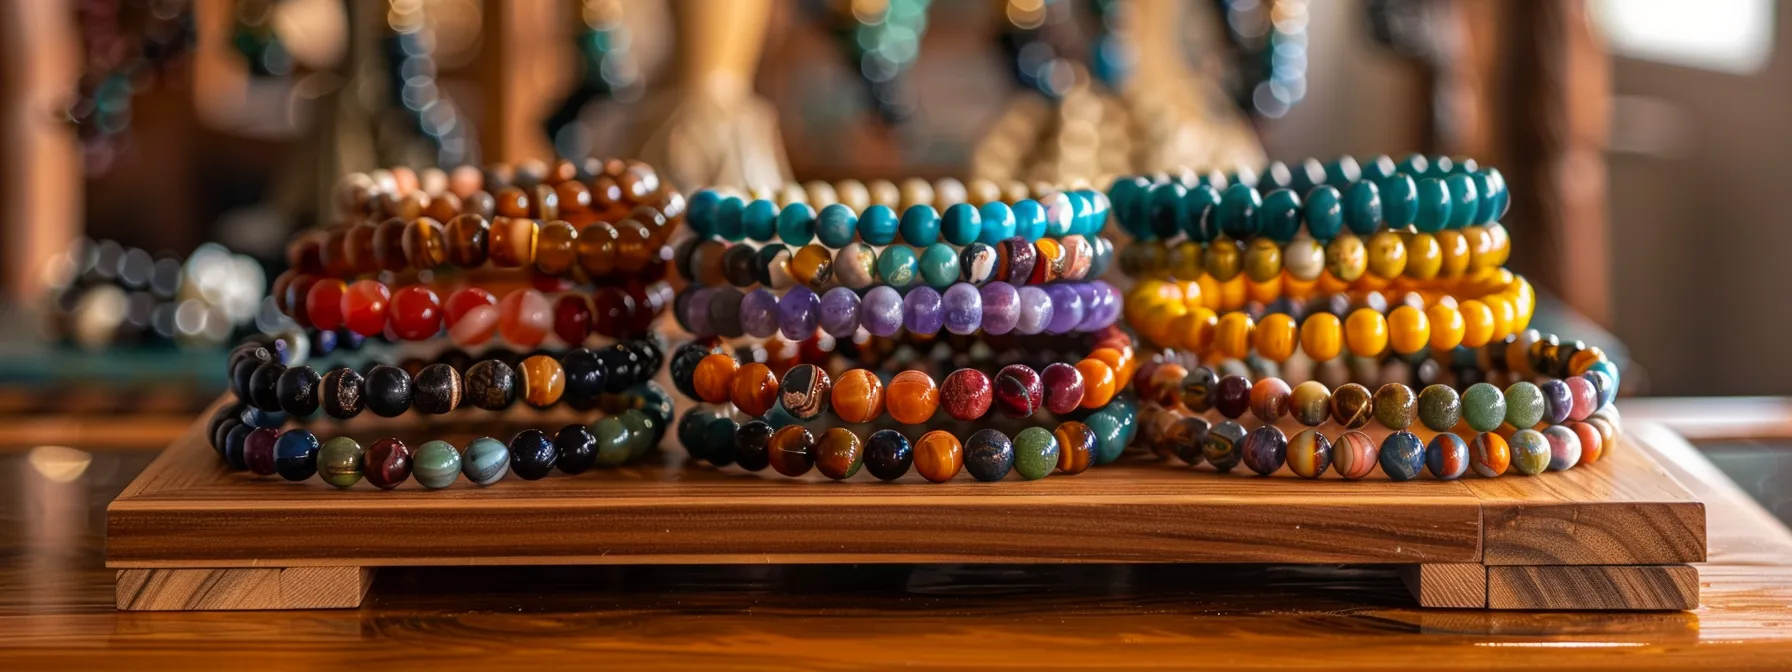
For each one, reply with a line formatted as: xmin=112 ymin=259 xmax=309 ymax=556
xmin=1108 ymin=154 xmax=1623 ymax=482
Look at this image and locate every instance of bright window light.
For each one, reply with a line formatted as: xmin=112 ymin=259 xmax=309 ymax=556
xmin=1595 ymin=0 xmax=1774 ymax=74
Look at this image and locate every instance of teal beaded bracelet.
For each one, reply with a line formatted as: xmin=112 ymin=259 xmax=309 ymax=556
xmin=1108 ymin=154 xmax=1510 ymax=244
xmin=684 ymin=188 xmax=1110 ymax=248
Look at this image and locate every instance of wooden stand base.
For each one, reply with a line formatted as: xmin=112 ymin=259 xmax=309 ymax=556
xmin=107 ymin=402 xmax=1705 ymax=612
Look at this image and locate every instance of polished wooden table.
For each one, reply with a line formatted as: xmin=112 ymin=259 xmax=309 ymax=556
xmin=1 ymin=402 xmax=1790 ymax=669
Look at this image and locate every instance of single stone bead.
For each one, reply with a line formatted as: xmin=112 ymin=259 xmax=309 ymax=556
xmin=942 ymin=202 xmax=982 ymax=245
xmin=1373 ymin=383 xmax=1417 ymax=429
xmin=554 ymin=424 xmax=598 ymax=475
xmin=831 ymin=368 xmax=886 ymax=424
xmin=739 ymin=288 xmax=779 ymax=338
xmin=767 ymin=425 xmax=816 ymax=477
xmin=778 ymin=286 xmax=820 ymax=340
xmin=1303 ymin=185 xmax=1343 ymax=239
xmin=777 ymin=201 xmax=817 ymax=245
xmin=941 ymin=369 xmax=994 ymax=421
xmin=1010 ymin=427 xmax=1060 ymax=481
xmin=1289 ymin=380 xmax=1330 ymax=426
xmin=1461 ymin=382 xmax=1508 ymax=432
xmin=733 ymin=421 xmax=774 ymax=472
xmin=461 ymin=437 xmax=511 ymax=485
xmin=753 ymin=244 xmax=795 ymax=289
xmin=412 ymin=363 xmax=463 ymax=414
xmin=814 ymin=428 xmax=865 ymax=481
xmin=413 ymin=440 xmax=462 ymax=489
xmin=742 ymin=199 xmax=779 ymax=241
xmin=1543 ymin=424 xmax=1582 ymax=471
xmin=959 ymin=243 xmax=998 ymax=285
xmin=1201 ymin=420 xmax=1247 ymax=472
xmin=861 ymin=286 xmax=904 ymax=337
xmin=1054 ymin=421 xmax=1098 ymax=475
xmin=1014 ymin=286 xmax=1053 ymax=335
xmin=1509 ymin=428 xmax=1550 ymax=475
xmin=903 ymin=286 xmax=944 ymax=335
xmin=1379 ymin=431 xmax=1425 ymax=481
xmin=818 ymin=286 xmax=860 ymax=337
xmin=993 ymin=364 xmax=1045 ymax=418
xmin=1539 ymin=379 xmax=1574 ymax=424
xmin=1249 ymin=377 xmax=1291 ymax=423
xmin=1444 ymin=173 xmax=1480 ymax=229
xmin=834 ymin=243 xmax=878 ymax=289
xmin=789 ymin=244 xmax=833 ymax=287
xmin=858 ymin=204 xmax=900 ymax=245
xmin=1041 ymin=283 xmax=1085 ymax=334
xmin=941 ymin=283 xmax=982 ymax=335
xmin=919 ymin=243 xmax=960 ymax=288
xmin=1331 ymin=382 xmax=1373 ymax=429
xmin=977 ymin=201 xmax=1017 ymax=245
xmin=965 ymin=429 xmax=1016 ymax=482
xmin=1287 ymin=429 xmax=1332 ymax=478
xmin=900 ymin=204 xmax=941 ymax=245
xmin=779 ymin=364 xmax=832 ymax=420
xmin=1241 ymin=425 xmax=1288 ymax=476
xmin=1213 ymin=375 xmax=1252 ymax=419
xmin=1157 ymin=415 xmax=1206 ymax=465
xmin=864 ymin=429 xmax=913 ymax=481
xmin=1180 ymin=367 xmax=1219 ymax=412
xmin=508 ymin=429 xmax=558 ymax=480
xmin=1425 ymin=432 xmax=1470 ymax=480
xmin=1257 ymin=189 xmax=1303 ymax=242
xmin=876 ymin=245 xmax=919 ymax=288
xmin=1566 ymin=375 xmax=1599 ymax=421
xmin=244 ymin=428 xmax=279 ymax=476
xmin=915 ymin=430 xmax=964 ymax=482
xmin=317 ymin=437 xmax=364 ymax=488
xmin=1504 ymin=381 xmax=1546 ymax=429
xmin=1332 ymin=431 xmax=1378 ymax=479
xmin=1379 ymin=173 xmax=1418 ymax=228
xmin=998 ymin=236 xmax=1037 ymax=284
xmin=1217 ymin=184 xmax=1262 ymax=238
xmin=1470 ymin=432 xmax=1510 ymax=477
xmin=1413 ymin=177 xmax=1452 ymax=233
xmin=1417 ymin=384 xmax=1462 ymax=431
xmin=364 ymin=364 xmax=413 ymax=417
xmin=364 ymin=437 xmax=413 ymax=489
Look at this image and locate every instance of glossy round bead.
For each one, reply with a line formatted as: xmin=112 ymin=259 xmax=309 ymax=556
xmin=1543 ymin=425 xmax=1582 ymax=471
xmin=939 ymin=368 xmax=994 ymax=421
xmin=363 ymin=437 xmax=412 ymax=489
xmin=903 ymin=286 xmax=944 ymax=335
xmin=725 ymin=362 xmax=776 ymax=417
xmin=364 ymin=364 xmax=412 ymax=418
xmin=692 ymin=353 xmax=738 ymax=404
xmin=1332 ymin=431 xmax=1378 ymax=480
xmin=900 ymin=205 xmax=942 ymax=245
xmin=1571 ymin=421 xmax=1604 ymax=466
xmin=1414 ymin=384 xmax=1461 ymax=432
xmin=1378 ymin=431 xmax=1425 ymax=481
xmin=1326 ymin=383 xmax=1370 ymax=429
xmin=317 ymin=437 xmax=364 ymax=488
xmin=1365 ymin=231 xmax=1407 ymax=279
xmin=857 ymin=204 xmax=900 ymax=245
xmin=585 ymin=415 xmax=634 ymax=468
xmin=1037 ymin=362 xmax=1085 ymax=415
xmin=1509 ymin=428 xmax=1550 ymax=475
xmin=553 ymin=424 xmax=598 ymax=475
xmin=1324 ymin=234 xmax=1367 ymax=282
xmin=1078 ymin=359 xmax=1118 ymax=409
xmin=790 ymin=244 xmax=833 ymax=287
xmin=275 ymin=366 xmax=320 ymax=418
xmin=552 ymin=294 xmax=593 ymax=344
xmin=1379 ymin=173 xmax=1418 ymax=227
xmin=833 ymin=243 xmax=877 ymax=289
xmin=1461 ymin=382 xmax=1508 ymax=433
xmin=518 ymin=354 xmax=565 ymax=408
xmin=1539 ymin=379 xmax=1573 ymax=425
xmin=1341 ymin=181 xmax=1381 ymax=235
xmin=884 ymin=370 xmax=940 ymax=424
xmin=1372 ymin=383 xmax=1417 ymax=430
xmin=244 ymin=428 xmax=280 ymax=476
xmin=1158 ymin=414 xmax=1205 ymax=465
xmin=914 ymin=430 xmax=964 ymax=482
xmin=1566 ymin=376 xmax=1599 ymax=421
xmin=965 ymin=429 xmax=1015 ymax=482
xmin=1287 ymin=429 xmax=1332 ymax=479
xmin=412 ymin=363 xmax=463 ymax=414
xmin=777 ymin=202 xmax=817 ymax=245
xmin=1242 ymin=425 xmax=1288 ymax=476
xmin=1054 ymin=421 xmax=1098 ymax=476
xmin=506 ymin=429 xmax=557 ymax=480
xmin=1468 ymin=432 xmax=1510 ymax=478
xmin=1212 ymin=375 xmax=1251 ymax=419
xmin=457 ymin=437 xmax=509 ymax=486
xmin=1172 ymin=367 xmax=1214 ymax=413
xmin=831 ymin=368 xmax=886 ymax=423
xmin=814 ymin=428 xmax=865 ymax=481
xmin=993 ymin=364 xmax=1044 ymax=418
xmin=732 ymin=421 xmax=774 ymax=472
xmin=977 ymin=201 xmax=1017 ymax=244
xmin=1248 ymin=377 xmax=1291 ymax=423
xmin=1345 ymin=308 xmax=1389 ymax=358
xmin=1201 ymin=420 xmax=1247 ymax=472
xmin=444 ymin=288 xmax=499 ymax=346
xmin=863 ymin=429 xmax=913 ymax=481
xmin=1504 ymin=381 xmax=1545 ymax=429
xmin=767 ymin=425 xmax=816 ymax=477
xmin=304 ymin=279 xmax=347 ymax=331
xmin=1012 ymin=427 xmax=1060 ymax=481
xmin=1300 ymin=312 xmax=1343 ymax=361
xmin=1213 ymin=312 xmax=1253 ymax=359
xmin=959 ymin=243 xmax=999 ymax=285
xmin=412 ymin=440 xmax=462 ymax=489
xmin=942 ymin=202 xmax=982 ymax=245
xmin=497 ymin=289 xmax=552 ymax=347
xmin=1420 ymin=432 xmax=1470 ymax=481
xmin=341 ymin=279 xmax=391 ymax=336
xmin=1387 ymin=304 xmax=1429 ymax=355
xmin=942 ymin=282 xmax=982 ymax=335
xmin=778 ymin=364 xmax=831 ymax=420
xmin=1289 ymin=381 xmax=1331 ymax=427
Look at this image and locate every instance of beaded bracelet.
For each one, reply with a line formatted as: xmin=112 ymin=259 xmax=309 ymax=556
xmin=333 ymin=158 xmax=680 ymax=227
xmin=675 ymin=279 xmax=1122 ymax=340
xmin=226 ymin=338 xmax=663 ymax=419
xmin=677 ymin=397 xmax=1140 ymax=482
xmin=734 ymin=177 xmax=1088 ymax=215
xmin=686 ymin=188 xmax=1109 ymax=248
xmin=677 ymin=234 xmax=1115 ymax=292
xmin=1109 ymin=154 xmax=1510 ymax=243
xmin=674 ymin=330 xmax=1135 ymax=423
xmin=282 ymin=279 xmax=669 ymax=344
xmin=1117 ymin=222 xmax=1511 ymax=284
xmin=207 ymin=382 xmax=674 ymax=489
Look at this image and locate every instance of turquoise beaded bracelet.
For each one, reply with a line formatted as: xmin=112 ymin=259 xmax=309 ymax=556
xmin=1108 ymin=154 xmax=1511 ymax=243
xmin=684 ymin=188 xmax=1110 ymax=248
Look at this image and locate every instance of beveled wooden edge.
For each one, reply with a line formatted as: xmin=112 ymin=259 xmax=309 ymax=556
xmin=1398 ymin=563 xmax=1487 ymax=609
xmin=116 ymin=567 xmax=372 ymax=611
xmin=1486 ymin=565 xmax=1699 ymax=611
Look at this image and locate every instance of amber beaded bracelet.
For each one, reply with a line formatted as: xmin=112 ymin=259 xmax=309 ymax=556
xmin=332 ymin=158 xmax=679 ymax=227
xmin=208 ymin=382 xmax=674 ymax=489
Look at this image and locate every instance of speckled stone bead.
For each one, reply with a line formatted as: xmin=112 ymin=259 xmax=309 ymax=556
xmin=834 ymin=243 xmax=878 ymax=289
xmin=1287 ymin=429 xmax=1332 ymax=478
xmin=1509 ymin=428 xmax=1550 ymax=475
xmin=1424 ymin=433 xmax=1469 ymax=480
xmin=814 ymin=428 xmax=865 ymax=481
xmin=460 ymin=437 xmax=510 ymax=485
xmin=1504 ymin=381 xmax=1545 ymax=429
xmin=1202 ymin=420 xmax=1247 ymax=472
xmin=413 ymin=440 xmax=462 ymax=489
xmin=276 ymin=366 xmax=321 ymax=417
xmin=1470 ymin=432 xmax=1510 ymax=477
xmin=412 ymin=363 xmax=462 ymax=414
xmin=779 ymin=364 xmax=831 ymax=420
xmin=1332 ymin=431 xmax=1378 ymax=480
xmin=1543 ymin=424 xmax=1582 ymax=471
xmin=993 ymin=364 xmax=1044 ymax=418
xmin=1331 ymin=383 xmax=1373 ymax=429
xmin=1378 ymin=431 xmax=1424 ymax=481
xmin=507 ymin=429 xmax=558 ymax=480
xmin=1180 ymin=367 xmax=1219 ymax=412
xmin=317 ymin=437 xmax=364 ymax=488
xmin=965 ymin=429 xmax=1015 ymax=482
xmin=463 ymin=360 xmax=517 ymax=411
xmin=767 ymin=425 xmax=816 ymax=477
xmin=1012 ymin=427 xmax=1060 ymax=481
xmin=1461 ymin=382 xmax=1507 ymax=433
xmin=1249 ymin=377 xmax=1291 ymax=423
xmin=1288 ymin=381 xmax=1330 ymax=427
xmin=941 ymin=369 xmax=993 ymax=420
xmin=1242 ymin=425 xmax=1288 ymax=476
xmin=364 ymin=437 xmax=413 ymax=489
xmin=1213 ymin=375 xmax=1251 ymax=419
xmin=998 ymin=236 xmax=1037 ymax=283
xmin=942 ymin=282 xmax=982 ymax=335
xmin=269 ymin=429 xmax=317 ymax=482
xmin=1054 ymin=421 xmax=1098 ymax=475
xmin=1417 ymin=384 xmax=1462 ymax=431
xmin=1372 ymin=383 xmax=1416 ymax=430
xmin=1538 ymin=379 xmax=1573 ymax=425
xmin=904 ymin=286 xmax=944 ymax=335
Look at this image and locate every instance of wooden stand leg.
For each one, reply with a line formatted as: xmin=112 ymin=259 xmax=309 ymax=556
xmin=1486 ymin=565 xmax=1699 ymax=610
xmin=1398 ymin=563 xmax=1488 ymax=608
xmin=116 ymin=567 xmax=374 ymax=611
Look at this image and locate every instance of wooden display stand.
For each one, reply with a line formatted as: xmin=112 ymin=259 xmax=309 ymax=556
xmin=107 ymin=400 xmax=1704 ymax=611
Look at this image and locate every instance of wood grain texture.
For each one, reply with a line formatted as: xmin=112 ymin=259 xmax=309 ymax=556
xmin=1464 ymin=427 xmax=1706 ymax=565
xmin=1398 ymin=563 xmax=1487 ymax=608
xmin=115 ymin=567 xmax=372 ymax=610
xmin=1487 ymin=565 xmax=1698 ymax=611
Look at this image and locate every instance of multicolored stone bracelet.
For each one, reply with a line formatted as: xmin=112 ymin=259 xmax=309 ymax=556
xmin=677 ymin=397 xmax=1140 ymax=482
xmin=227 ymin=338 xmax=663 ymax=419
xmin=685 ymin=188 xmax=1109 ymax=248
xmin=1117 ymin=222 xmax=1511 ymax=284
xmin=675 ymin=280 xmax=1122 ymax=340
xmin=207 ymin=382 xmax=674 ymax=489
xmin=677 ymin=234 xmax=1115 ymax=292
xmin=1109 ymin=154 xmax=1510 ymax=243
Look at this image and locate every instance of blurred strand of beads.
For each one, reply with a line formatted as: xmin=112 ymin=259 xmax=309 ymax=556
xmin=39 ymin=240 xmax=271 ymax=351
xmin=67 ymin=0 xmax=196 ymax=176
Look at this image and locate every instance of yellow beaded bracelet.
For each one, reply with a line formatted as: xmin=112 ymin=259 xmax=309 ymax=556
xmin=1120 ymin=223 xmax=1512 ymax=284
